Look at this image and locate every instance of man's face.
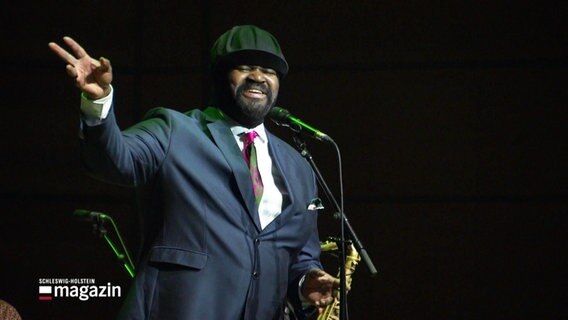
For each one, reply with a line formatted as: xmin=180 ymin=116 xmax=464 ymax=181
xmin=226 ymin=65 xmax=280 ymax=127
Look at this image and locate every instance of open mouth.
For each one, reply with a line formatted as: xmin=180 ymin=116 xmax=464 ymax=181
xmin=243 ymin=88 xmax=266 ymax=99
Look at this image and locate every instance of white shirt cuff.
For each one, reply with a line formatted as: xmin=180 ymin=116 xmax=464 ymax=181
xmin=298 ymin=274 xmax=312 ymax=308
xmin=80 ymin=86 xmax=114 ymax=126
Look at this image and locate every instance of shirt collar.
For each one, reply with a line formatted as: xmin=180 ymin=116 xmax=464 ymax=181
xmin=208 ymin=107 xmax=267 ymax=144
xmin=231 ymin=123 xmax=267 ymax=145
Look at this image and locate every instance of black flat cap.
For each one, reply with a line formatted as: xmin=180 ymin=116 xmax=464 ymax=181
xmin=210 ymin=25 xmax=289 ymax=77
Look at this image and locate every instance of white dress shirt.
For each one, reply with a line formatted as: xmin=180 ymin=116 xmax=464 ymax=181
xmin=230 ymin=124 xmax=284 ymax=229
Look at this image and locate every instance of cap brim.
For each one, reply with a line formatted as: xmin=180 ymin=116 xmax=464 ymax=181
xmin=216 ymin=49 xmax=289 ymax=77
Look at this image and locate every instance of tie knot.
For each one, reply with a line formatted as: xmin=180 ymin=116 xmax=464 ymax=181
xmin=243 ymin=131 xmax=259 ymax=145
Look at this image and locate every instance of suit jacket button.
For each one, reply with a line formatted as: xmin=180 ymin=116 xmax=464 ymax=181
xmin=253 ymin=271 xmax=259 ymax=278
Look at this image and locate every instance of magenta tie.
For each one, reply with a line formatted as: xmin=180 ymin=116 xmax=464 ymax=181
xmin=242 ymin=131 xmax=263 ymax=205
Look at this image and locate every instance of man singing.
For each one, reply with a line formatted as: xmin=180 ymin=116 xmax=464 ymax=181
xmin=49 ymin=25 xmax=338 ymax=319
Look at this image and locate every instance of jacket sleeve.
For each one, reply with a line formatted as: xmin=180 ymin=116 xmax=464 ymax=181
xmin=287 ymin=234 xmax=322 ymax=319
xmin=79 ymin=106 xmax=172 ymax=187
xmin=286 ymin=169 xmax=323 ymax=319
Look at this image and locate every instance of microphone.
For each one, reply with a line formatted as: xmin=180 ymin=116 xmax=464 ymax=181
xmin=73 ymin=209 xmax=109 ymax=221
xmin=268 ymin=107 xmax=334 ymax=143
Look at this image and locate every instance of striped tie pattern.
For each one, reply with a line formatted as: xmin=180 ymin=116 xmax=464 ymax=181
xmin=242 ymin=131 xmax=263 ymax=205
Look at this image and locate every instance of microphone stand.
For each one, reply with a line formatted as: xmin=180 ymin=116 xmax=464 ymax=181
xmin=290 ymin=132 xmax=378 ymax=320
xmin=91 ymin=214 xmax=136 ymax=278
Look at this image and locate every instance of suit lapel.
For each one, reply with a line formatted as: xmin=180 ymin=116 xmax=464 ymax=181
xmin=204 ymin=108 xmax=262 ymax=232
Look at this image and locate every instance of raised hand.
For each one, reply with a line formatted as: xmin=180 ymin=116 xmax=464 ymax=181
xmin=48 ymin=36 xmax=113 ymax=99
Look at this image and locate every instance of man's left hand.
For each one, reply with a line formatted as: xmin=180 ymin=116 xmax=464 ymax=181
xmin=301 ymin=268 xmax=340 ymax=308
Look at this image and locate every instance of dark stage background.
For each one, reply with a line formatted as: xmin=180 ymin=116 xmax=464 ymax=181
xmin=1 ymin=1 xmax=566 ymax=319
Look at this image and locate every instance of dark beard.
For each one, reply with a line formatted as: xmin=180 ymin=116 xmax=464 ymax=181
xmin=220 ymin=82 xmax=276 ymax=128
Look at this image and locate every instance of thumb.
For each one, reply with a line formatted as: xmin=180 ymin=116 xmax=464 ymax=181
xmin=99 ymin=57 xmax=112 ymax=73
xmin=308 ymin=268 xmax=326 ymax=277
xmin=96 ymin=57 xmax=113 ymax=89
xmin=308 ymin=269 xmax=339 ymax=287
xmin=333 ymin=276 xmax=340 ymax=288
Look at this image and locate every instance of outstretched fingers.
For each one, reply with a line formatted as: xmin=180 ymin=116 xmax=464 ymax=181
xmin=48 ymin=36 xmax=113 ymax=98
xmin=48 ymin=36 xmax=99 ymax=67
xmin=62 ymin=36 xmax=90 ymax=60
xmin=48 ymin=41 xmax=77 ymax=65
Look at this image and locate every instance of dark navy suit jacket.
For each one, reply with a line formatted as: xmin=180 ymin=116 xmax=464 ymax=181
xmin=80 ymin=106 xmax=322 ymax=319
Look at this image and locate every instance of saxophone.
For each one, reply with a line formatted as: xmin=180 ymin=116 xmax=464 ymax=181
xmin=317 ymin=239 xmax=361 ymax=320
